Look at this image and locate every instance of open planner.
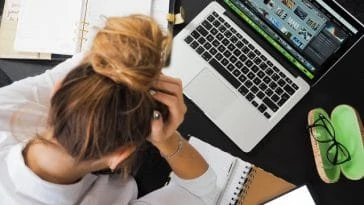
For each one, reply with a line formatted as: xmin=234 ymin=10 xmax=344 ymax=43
xmin=188 ymin=137 xmax=295 ymax=205
xmin=12 ymin=0 xmax=169 ymax=56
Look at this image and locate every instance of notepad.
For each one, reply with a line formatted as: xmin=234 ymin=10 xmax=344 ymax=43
xmin=188 ymin=137 xmax=296 ymax=205
xmin=0 ymin=0 xmax=51 ymax=59
xmin=14 ymin=0 xmax=152 ymax=55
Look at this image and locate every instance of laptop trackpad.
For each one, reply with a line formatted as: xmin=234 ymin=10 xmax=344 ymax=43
xmin=185 ymin=68 xmax=237 ymax=119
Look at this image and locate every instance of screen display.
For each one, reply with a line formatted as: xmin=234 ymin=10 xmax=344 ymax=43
xmin=224 ymin=0 xmax=361 ymax=80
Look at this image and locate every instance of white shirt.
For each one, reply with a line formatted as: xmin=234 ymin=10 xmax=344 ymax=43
xmin=0 ymin=53 xmax=219 ymax=205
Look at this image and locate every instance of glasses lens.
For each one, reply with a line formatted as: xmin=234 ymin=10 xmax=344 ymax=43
xmin=327 ymin=142 xmax=351 ymax=165
xmin=311 ymin=114 xmax=335 ymax=142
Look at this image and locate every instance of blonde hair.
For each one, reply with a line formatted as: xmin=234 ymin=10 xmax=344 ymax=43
xmin=88 ymin=15 xmax=172 ymax=91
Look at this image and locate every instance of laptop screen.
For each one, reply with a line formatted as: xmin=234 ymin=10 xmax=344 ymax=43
xmin=223 ymin=0 xmax=363 ymax=82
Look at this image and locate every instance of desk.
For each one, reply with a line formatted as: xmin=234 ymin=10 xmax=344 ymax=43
xmin=1 ymin=0 xmax=363 ymax=204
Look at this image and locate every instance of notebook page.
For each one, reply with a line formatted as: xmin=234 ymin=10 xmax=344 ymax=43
xmin=0 ymin=0 xmax=51 ymax=59
xmin=14 ymin=0 xmax=83 ymax=55
xmin=81 ymin=0 xmax=152 ymax=52
xmin=151 ymin=0 xmax=170 ymax=32
xmin=188 ymin=137 xmax=238 ymax=198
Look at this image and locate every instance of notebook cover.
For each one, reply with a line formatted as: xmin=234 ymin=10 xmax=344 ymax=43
xmin=237 ymin=166 xmax=296 ymax=205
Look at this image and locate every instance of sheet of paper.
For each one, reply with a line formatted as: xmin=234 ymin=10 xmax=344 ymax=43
xmin=82 ymin=0 xmax=152 ymax=52
xmin=0 ymin=0 xmax=51 ymax=59
xmin=14 ymin=0 xmax=83 ymax=55
xmin=151 ymin=0 xmax=170 ymax=32
xmin=264 ymin=185 xmax=315 ymax=205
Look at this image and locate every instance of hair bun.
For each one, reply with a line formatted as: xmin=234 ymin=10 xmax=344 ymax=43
xmin=88 ymin=15 xmax=172 ymax=91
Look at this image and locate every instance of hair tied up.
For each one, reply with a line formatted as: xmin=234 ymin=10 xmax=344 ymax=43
xmin=87 ymin=15 xmax=172 ymax=91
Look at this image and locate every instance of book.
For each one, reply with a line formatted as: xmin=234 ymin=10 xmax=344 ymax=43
xmin=0 ymin=0 xmax=51 ymax=59
xmin=188 ymin=136 xmax=296 ymax=205
xmin=13 ymin=0 xmax=155 ymax=55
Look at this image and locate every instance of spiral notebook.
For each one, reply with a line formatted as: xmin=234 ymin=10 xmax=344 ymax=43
xmin=13 ymin=0 xmax=167 ymax=55
xmin=188 ymin=137 xmax=295 ymax=205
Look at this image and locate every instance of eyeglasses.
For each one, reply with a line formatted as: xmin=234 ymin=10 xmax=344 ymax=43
xmin=307 ymin=113 xmax=351 ymax=165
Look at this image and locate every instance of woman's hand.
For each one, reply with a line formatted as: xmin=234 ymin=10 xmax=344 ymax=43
xmin=148 ymin=74 xmax=187 ymax=150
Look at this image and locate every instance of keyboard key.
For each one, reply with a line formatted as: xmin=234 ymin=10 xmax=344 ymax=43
xmin=185 ymin=36 xmax=193 ymax=44
xmin=259 ymin=83 xmax=268 ymax=91
xmin=216 ymin=33 xmax=224 ymax=40
xmin=247 ymin=72 xmax=255 ymax=80
xmin=253 ymin=57 xmax=262 ymax=65
xmin=275 ymin=87 xmax=284 ymax=95
xmin=227 ymin=64 xmax=235 ymax=71
xmin=197 ymin=25 xmax=208 ymax=36
xmin=206 ymin=34 xmax=214 ymax=41
xmin=215 ymin=53 xmax=223 ymax=61
xmin=218 ymin=25 xmax=227 ymax=33
xmin=239 ymin=54 xmax=247 ymax=62
xmin=269 ymin=82 xmax=277 ymax=90
xmin=283 ymin=85 xmax=295 ymax=95
xmin=233 ymin=49 xmax=242 ymax=57
xmin=223 ymin=50 xmax=232 ymax=58
xmin=229 ymin=56 xmax=237 ymax=63
xmin=207 ymin=15 xmax=215 ymax=22
xmin=278 ymin=93 xmax=289 ymax=106
xmin=265 ymin=68 xmax=273 ymax=75
xmin=265 ymin=88 xmax=273 ymax=96
xmin=212 ymin=20 xmax=221 ymax=27
xmin=263 ymin=97 xmax=278 ymax=112
xmin=209 ymin=59 xmax=241 ymax=88
xmin=244 ymin=80 xmax=253 ymax=88
xmin=218 ymin=45 xmax=226 ymax=52
xmin=191 ymin=31 xmax=200 ymax=39
xmin=202 ymin=20 xmax=212 ymax=30
xmin=221 ymin=58 xmax=229 ymax=65
xmin=224 ymin=30 xmax=232 ymax=38
xmin=251 ymin=86 xmax=259 ymax=94
xmin=198 ymin=37 xmax=206 ymax=44
xmin=209 ymin=47 xmax=217 ymax=55
xmin=242 ymin=38 xmax=249 ymax=44
xmin=251 ymin=65 xmax=259 ymax=73
xmin=264 ymin=112 xmax=271 ymax=119
xmin=246 ymin=93 xmax=255 ymax=101
xmin=242 ymin=46 xmax=249 ymax=54
xmin=247 ymin=52 xmax=256 ymax=59
xmin=238 ymin=85 xmax=249 ymax=96
xmin=236 ymin=41 xmax=244 ymax=48
xmin=258 ymin=104 xmax=267 ymax=113
xmin=263 ymin=76 xmax=271 ymax=84
xmin=212 ymin=40 xmax=220 ymax=47
xmin=253 ymin=77 xmax=261 ymax=85
xmin=252 ymin=100 xmax=259 ymax=107
xmin=203 ymin=42 xmax=212 ymax=50
xmin=235 ymin=61 xmax=243 ymax=69
xmin=241 ymin=66 xmax=249 ymax=74
xmin=292 ymin=83 xmax=299 ymax=90
xmin=259 ymin=63 xmax=268 ymax=70
xmin=247 ymin=43 xmax=255 ymax=50
xmin=257 ymin=71 xmax=265 ymax=78
xmin=212 ymin=11 xmax=218 ymax=17
xmin=246 ymin=60 xmax=253 ymax=67
xmin=238 ymin=75 xmax=247 ymax=83
xmin=222 ymin=38 xmax=229 ymax=46
xmin=196 ymin=46 xmax=204 ymax=54
xmin=277 ymin=79 xmax=286 ymax=87
xmin=257 ymin=91 xmax=265 ymax=99
xmin=201 ymin=52 xmax=212 ymax=61
xmin=272 ymin=73 xmax=279 ymax=81
xmin=233 ymin=69 xmax=241 ymax=77
xmin=230 ymin=36 xmax=238 ymax=43
xmin=271 ymin=94 xmax=279 ymax=102
xmin=227 ymin=44 xmax=236 ymax=51
xmin=190 ymin=41 xmax=198 ymax=49
xmin=267 ymin=60 xmax=273 ymax=67
xmin=254 ymin=50 xmax=261 ymax=55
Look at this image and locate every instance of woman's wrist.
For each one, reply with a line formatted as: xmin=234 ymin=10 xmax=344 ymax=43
xmin=151 ymin=131 xmax=184 ymax=159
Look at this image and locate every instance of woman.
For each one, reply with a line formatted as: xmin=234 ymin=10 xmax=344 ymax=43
xmin=0 ymin=15 xmax=218 ymax=204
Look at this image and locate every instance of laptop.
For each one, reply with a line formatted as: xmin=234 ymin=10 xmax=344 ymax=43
xmin=164 ymin=0 xmax=364 ymax=152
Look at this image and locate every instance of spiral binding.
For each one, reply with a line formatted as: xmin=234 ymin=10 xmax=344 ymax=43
xmin=73 ymin=20 xmax=89 ymax=52
xmin=227 ymin=165 xmax=256 ymax=205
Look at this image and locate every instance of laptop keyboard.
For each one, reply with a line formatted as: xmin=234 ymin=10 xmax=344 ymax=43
xmin=183 ymin=11 xmax=299 ymax=119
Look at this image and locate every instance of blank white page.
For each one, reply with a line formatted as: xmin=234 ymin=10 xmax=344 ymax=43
xmin=82 ymin=0 xmax=152 ymax=52
xmin=14 ymin=0 xmax=83 ymax=55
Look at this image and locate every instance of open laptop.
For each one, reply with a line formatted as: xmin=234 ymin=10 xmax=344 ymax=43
xmin=164 ymin=0 xmax=364 ymax=152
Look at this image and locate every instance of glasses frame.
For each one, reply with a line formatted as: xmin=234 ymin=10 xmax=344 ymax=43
xmin=307 ymin=113 xmax=351 ymax=165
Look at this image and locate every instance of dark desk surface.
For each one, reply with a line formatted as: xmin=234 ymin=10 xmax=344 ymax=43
xmin=1 ymin=0 xmax=363 ymax=204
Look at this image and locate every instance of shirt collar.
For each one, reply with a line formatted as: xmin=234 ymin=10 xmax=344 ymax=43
xmin=5 ymin=143 xmax=98 ymax=205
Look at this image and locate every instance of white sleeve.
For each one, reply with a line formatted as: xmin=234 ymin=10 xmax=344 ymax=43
xmin=0 ymin=53 xmax=85 ymax=133
xmin=131 ymin=166 xmax=219 ymax=205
